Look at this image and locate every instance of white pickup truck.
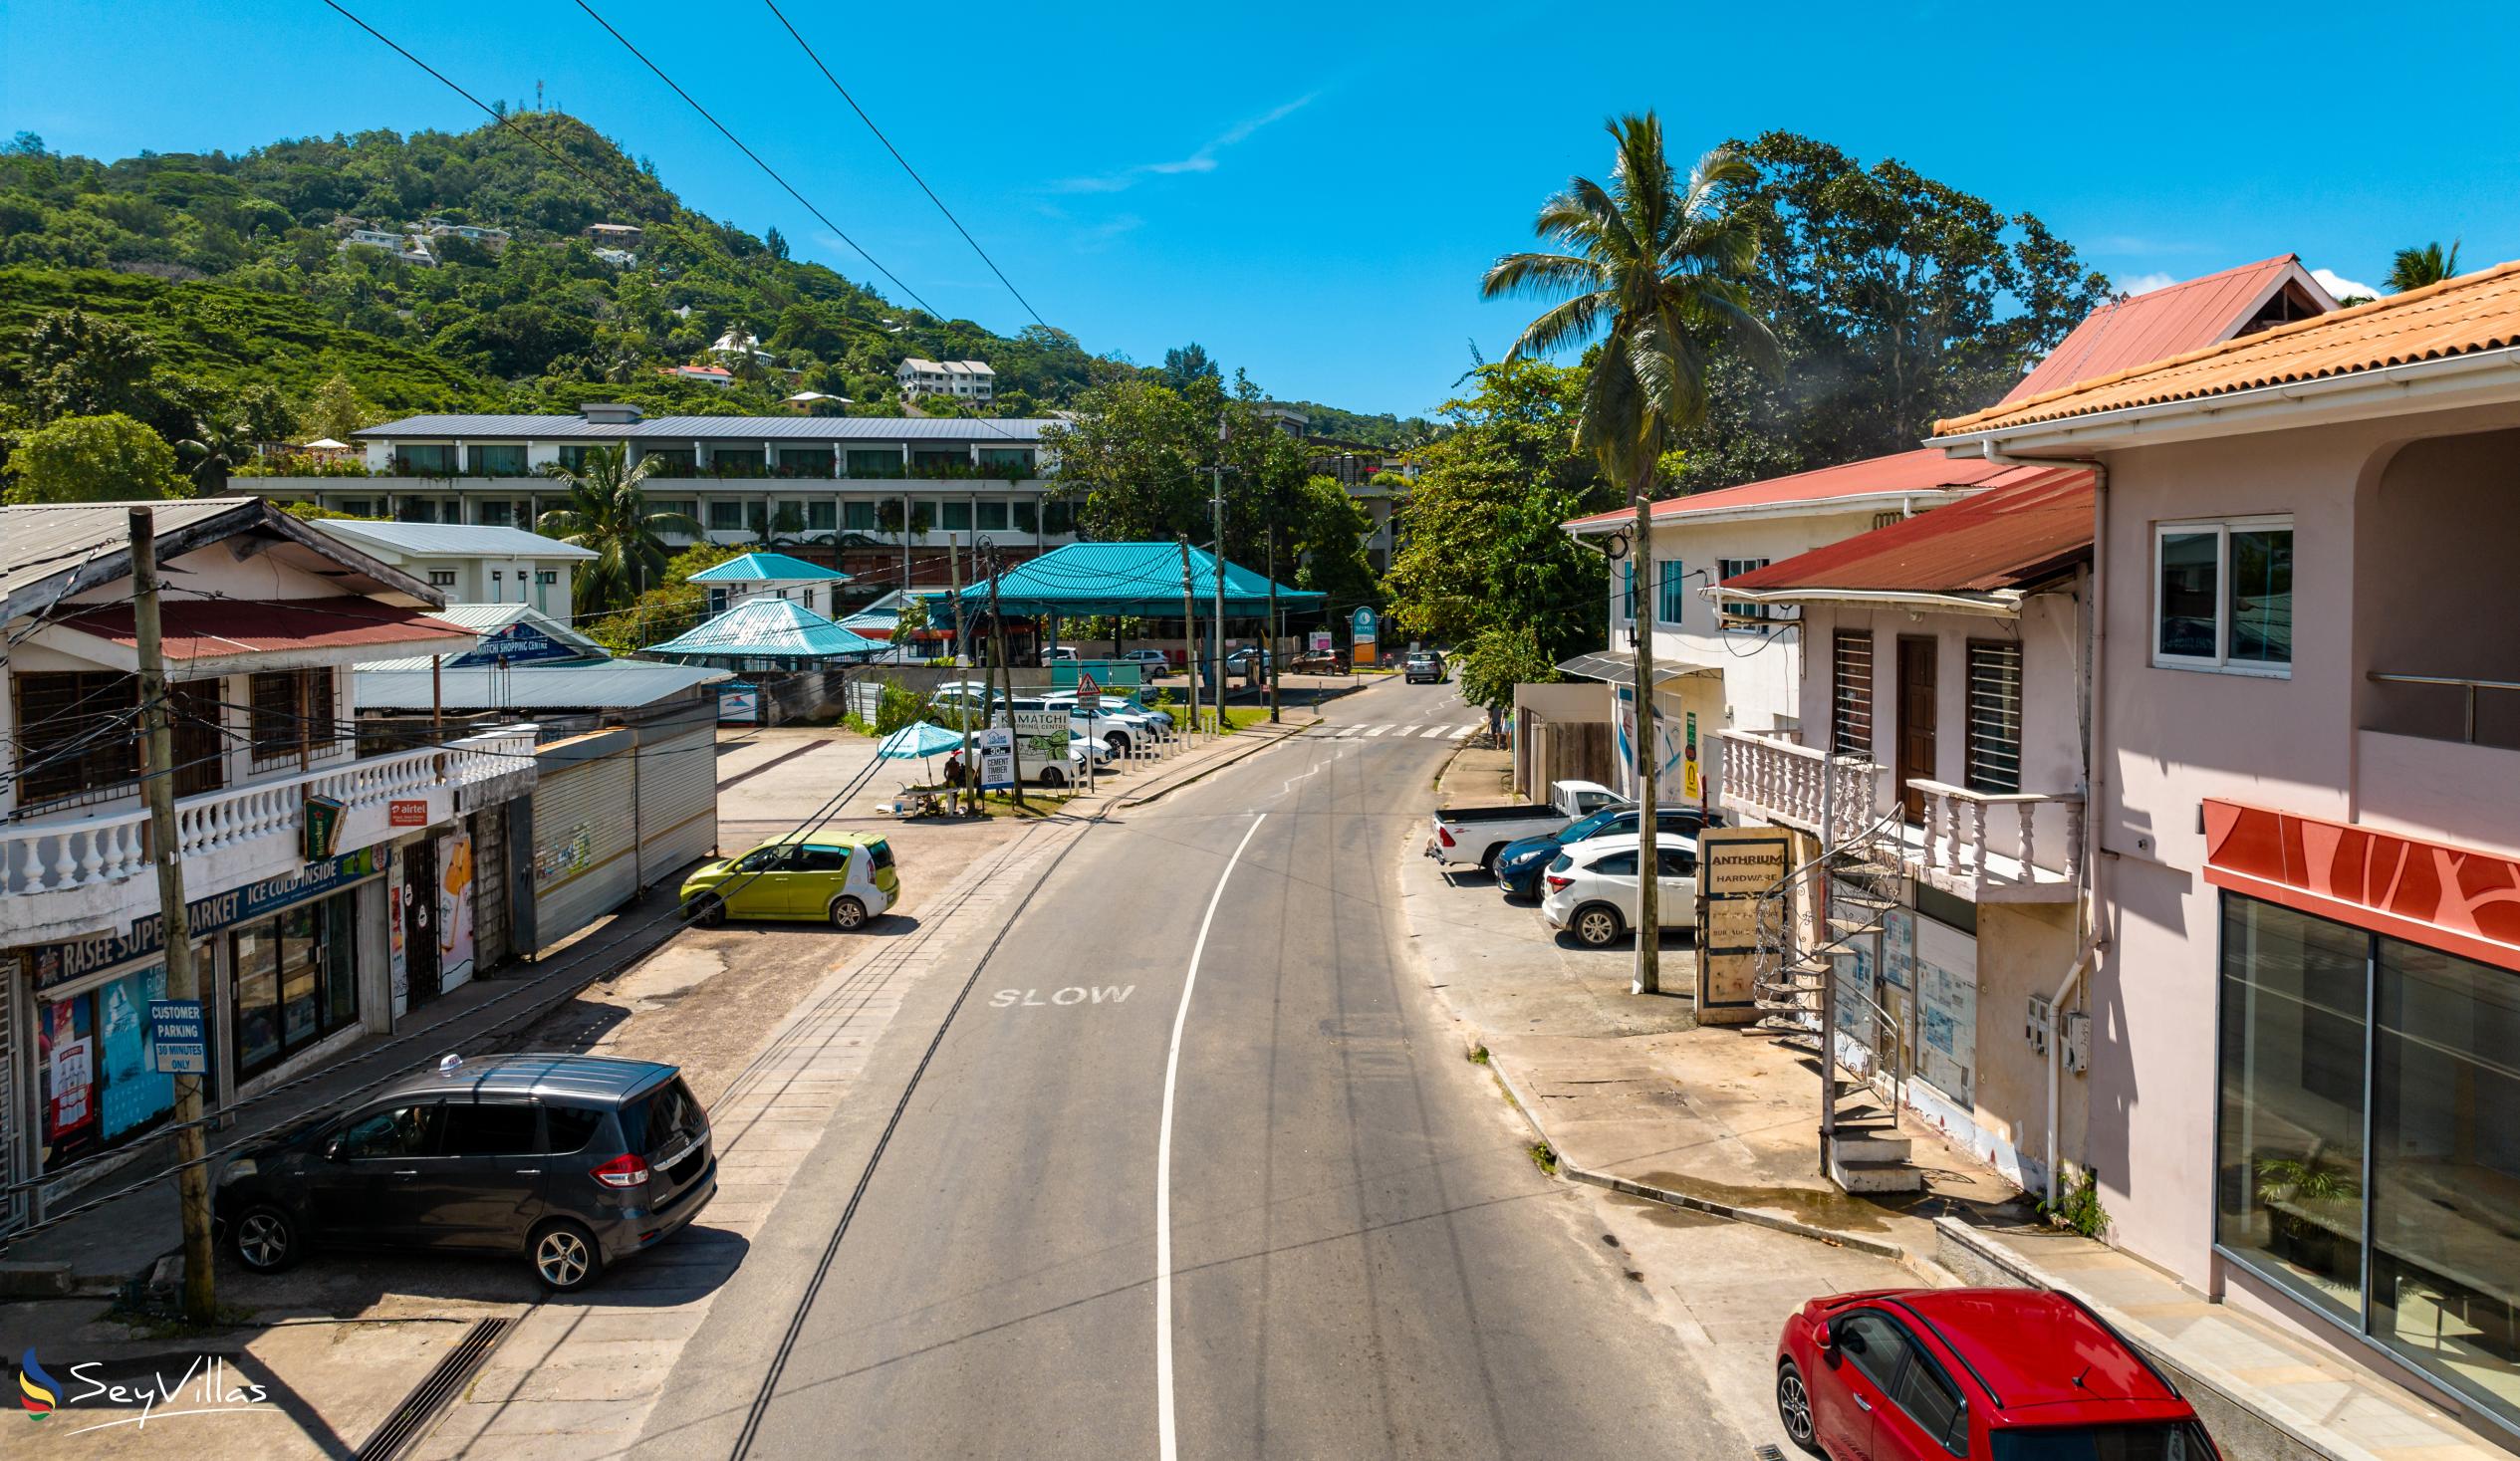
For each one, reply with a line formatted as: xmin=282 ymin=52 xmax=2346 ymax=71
xmin=1425 ymin=779 xmax=1625 ymax=872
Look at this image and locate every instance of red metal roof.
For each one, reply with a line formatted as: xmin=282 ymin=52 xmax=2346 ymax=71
xmin=1720 ymin=469 xmax=2092 ymax=597
xmin=1999 ymin=255 xmax=2328 ymax=406
xmin=1562 ymin=448 xmax=2036 ymax=531
xmin=58 ymin=598 xmax=475 ymax=660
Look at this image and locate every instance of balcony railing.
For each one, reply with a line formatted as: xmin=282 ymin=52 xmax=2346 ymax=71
xmin=0 ymin=729 xmax=535 ymax=898
xmin=1718 ymin=729 xmax=2083 ymax=902
xmin=2367 ymin=671 xmax=2520 ymax=751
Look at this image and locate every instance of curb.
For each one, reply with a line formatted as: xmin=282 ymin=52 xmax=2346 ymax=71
xmin=1480 ymin=1049 xmax=1913 ymax=1263
xmin=1110 ymin=722 xmax=1314 ymax=809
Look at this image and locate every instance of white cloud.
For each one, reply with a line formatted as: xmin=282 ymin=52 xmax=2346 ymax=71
xmin=1053 ymin=94 xmax=1318 ymax=194
xmin=2118 ymin=272 xmax=2179 ymax=297
xmin=2311 ymin=266 xmax=2380 ymax=302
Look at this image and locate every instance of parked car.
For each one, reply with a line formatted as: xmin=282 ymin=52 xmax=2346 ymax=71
xmin=1537 ymin=832 xmax=1698 ymax=947
xmin=1426 ymin=779 xmax=1625 ymax=871
xmin=679 ymin=831 xmax=897 ymax=929
xmin=215 ymin=1053 xmax=716 ymax=1294
xmin=1494 ymin=805 xmax=1723 ymax=899
xmin=1045 ymin=645 xmax=1080 ymax=662
xmin=1042 ymin=690 xmax=1169 ymax=742
xmin=1011 ymin=694 xmax=1152 ymax=756
xmin=1290 ymin=650 xmax=1341 ymax=674
xmin=1121 ymin=648 xmax=1172 ymax=679
xmin=1404 ymin=650 xmax=1445 ymax=683
xmin=1775 ymin=1288 xmax=2218 ymax=1461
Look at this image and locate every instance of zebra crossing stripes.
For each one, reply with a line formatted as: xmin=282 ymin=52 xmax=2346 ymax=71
xmin=1325 ymin=721 xmax=1481 ymax=741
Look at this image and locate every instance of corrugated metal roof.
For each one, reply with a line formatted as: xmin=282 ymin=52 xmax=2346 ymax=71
xmin=686 ymin=552 xmax=852 ymax=583
xmin=57 ymin=598 xmax=476 ymax=660
xmin=312 ymin=519 xmax=598 ymax=560
xmin=1940 ymin=260 xmax=2520 ymax=437
xmin=0 ymin=498 xmax=257 ymax=612
xmin=1563 ymin=448 xmax=2035 ymax=532
xmin=1998 ymin=256 xmax=2330 ymax=405
xmin=642 ymin=596 xmax=887 ymax=659
xmin=356 ymin=659 xmax=729 ymax=710
xmin=1721 ymin=471 xmax=2093 ymax=598
xmin=923 ymin=541 xmax=1322 ymax=616
xmin=355 ymin=413 xmax=1058 ymax=442
xmin=0 ymin=498 xmax=449 ymax=624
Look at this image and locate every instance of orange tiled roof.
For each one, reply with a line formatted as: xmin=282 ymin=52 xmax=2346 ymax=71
xmin=1936 ymin=261 xmax=2520 ymax=437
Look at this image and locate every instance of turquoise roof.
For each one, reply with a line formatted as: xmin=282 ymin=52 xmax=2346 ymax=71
xmin=641 ymin=597 xmax=886 ymax=661
xmin=687 ymin=551 xmax=853 ymax=584
xmin=921 ymin=541 xmax=1322 ymax=617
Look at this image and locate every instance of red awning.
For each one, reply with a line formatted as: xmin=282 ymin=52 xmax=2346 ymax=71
xmin=56 ymin=598 xmax=474 ymax=660
xmin=1722 ymin=472 xmax=2093 ymax=598
xmin=2204 ymin=800 xmax=2520 ymax=972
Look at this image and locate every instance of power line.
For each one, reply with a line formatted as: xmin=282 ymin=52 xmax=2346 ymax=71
xmin=568 ymin=0 xmax=943 ymax=322
xmin=759 ymin=0 xmax=1049 ymax=331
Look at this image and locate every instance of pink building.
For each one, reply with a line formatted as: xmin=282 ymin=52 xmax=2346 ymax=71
xmin=1934 ymin=262 xmax=2520 ymax=1436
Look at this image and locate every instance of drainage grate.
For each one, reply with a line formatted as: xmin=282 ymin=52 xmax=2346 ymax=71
xmin=1755 ymin=1447 xmax=1787 ymax=1461
xmin=358 ymin=1315 xmax=512 ymax=1461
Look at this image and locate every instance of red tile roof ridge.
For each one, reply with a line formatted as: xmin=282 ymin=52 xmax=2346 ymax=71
xmin=1936 ymin=258 xmax=2520 ymax=436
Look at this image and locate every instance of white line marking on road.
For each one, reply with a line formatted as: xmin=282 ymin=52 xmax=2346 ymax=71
xmin=1450 ymin=723 xmax=1475 ymax=738
xmin=1419 ymin=725 xmax=1449 ymax=738
xmin=1395 ymin=724 xmax=1420 ymax=736
xmin=1157 ymin=813 xmax=1267 ymax=1461
xmin=1363 ymin=724 xmax=1390 ymax=737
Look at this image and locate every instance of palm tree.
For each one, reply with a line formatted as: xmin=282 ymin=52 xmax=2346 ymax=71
xmin=176 ymin=414 xmax=256 ymax=495
xmin=1481 ymin=113 xmax=1775 ymax=997
xmin=2388 ymin=240 xmax=2462 ymax=293
xmin=536 ymin=445 xmax=706 ymax=613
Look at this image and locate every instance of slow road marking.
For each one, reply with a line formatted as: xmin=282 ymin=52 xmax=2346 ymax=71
xmin=1157 ymin=813 xmax=1267 ymax=1461
xmin=990 ymin=986 xmax=1134 ymax=1007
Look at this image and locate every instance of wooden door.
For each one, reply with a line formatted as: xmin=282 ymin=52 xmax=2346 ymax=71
xmin=1896 ymin=636 xmax=1938 ymax=824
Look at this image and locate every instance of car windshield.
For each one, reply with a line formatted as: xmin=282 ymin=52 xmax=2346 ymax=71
xmin=1556 ymin=809 xmax=1624 ymax=844
xmin=619 ymin=1076 xmax=707 ymax=1159
xmin=1990 ymin=1422 xmax=2217 ymax=1461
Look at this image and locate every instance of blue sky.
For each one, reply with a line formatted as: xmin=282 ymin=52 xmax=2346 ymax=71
xmin=6 ymin=2 xmax=2517 ymax=418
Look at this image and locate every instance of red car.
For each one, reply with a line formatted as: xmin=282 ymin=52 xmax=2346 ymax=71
xmin=1775 ymin=1288 xmax=2220 ymax=1460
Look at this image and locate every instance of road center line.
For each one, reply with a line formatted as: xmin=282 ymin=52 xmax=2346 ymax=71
xmin=1156 ymin=812 xmax=1268 ymax=1461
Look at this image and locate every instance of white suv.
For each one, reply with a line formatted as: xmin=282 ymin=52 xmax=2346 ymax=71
xmin=1537 ymin=833 xmax=1700 ymax=948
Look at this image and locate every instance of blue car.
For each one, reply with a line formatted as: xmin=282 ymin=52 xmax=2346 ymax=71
xmin=1494 ymin=804 xmax=1723 ymax=900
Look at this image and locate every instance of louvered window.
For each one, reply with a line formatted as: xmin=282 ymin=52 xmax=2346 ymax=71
xmin=11 ymin=671 xmax=139 ymax=808
xmin=1832 ymin=632 xmax=1874 ymax=757
xmin=1966 ymin=640 xmax=2024 ymax=794
xmin=248 ymin=667 xmax=339 ymax=767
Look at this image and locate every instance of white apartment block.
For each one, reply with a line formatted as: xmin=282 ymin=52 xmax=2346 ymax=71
xmin=897 ymin=359 xmax=996 ymax=402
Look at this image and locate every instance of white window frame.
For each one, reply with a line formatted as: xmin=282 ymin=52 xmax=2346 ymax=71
xmin=2151 ymin=515 xmax=2292 ymax=678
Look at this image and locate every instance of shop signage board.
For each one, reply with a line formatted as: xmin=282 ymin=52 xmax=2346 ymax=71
xmin=303 ymin=794 xmax=345 ymax=861
xmin=389 ymin=799 xmax=429 ymax=828
xmin=717 ymin=682 xmax=761 ymax=724
xmin=1310 ymin=630 xmax=1333 ymax=653
xmin=453 ymin=620 xmax=581 ymax=667
xmin=147 ymin=999 xmax=207 ymax=1075
xmin=977 ymin=726 xmax=1015 ymax=790
xmin=1351 ymin=606 xmax=1378 ymax=669
xmin=1694 ymin=827 xmax=1794 ymax=1025
xmin=29 ymin=845 xmax=391 ymax=992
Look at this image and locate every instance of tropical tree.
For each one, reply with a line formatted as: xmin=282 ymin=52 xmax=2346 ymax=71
xmin=535 ymin=445 xmax=706 ymax=613
xmin=1456 ymin=623 xmax=1557 ymax=740
xmin=176 ymin=412 xmax=255 ymax=494
xmin=4 ymin=411 xmax=188 ymax=503
xmin=2388 ymin=240 xmax=2461 ymax=293
xmin=1480 ymin=112 xmax=1775 ymax=996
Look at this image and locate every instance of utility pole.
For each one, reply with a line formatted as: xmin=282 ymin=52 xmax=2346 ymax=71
xmin=1178 ymin=535 xmax=1199 ymax=748
xmin=948 ymin=534 xmax=972 ymax=815
xmin=129 ymin=507 xmax=216 ymax=1325
xmin=1210 ymin=450 xmax=1226 ymax=735
xmin=984 ymin=538 xmax=1024 ymax=810
xmin=1629 ymin=497 xmax=1661 ymax=998
xmin=1265 ymin=471 xmax=1282 ymax=724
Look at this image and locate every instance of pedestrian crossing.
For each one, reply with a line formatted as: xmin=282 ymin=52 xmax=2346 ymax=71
xmin=1323 ymin=721 xmax=1479 ymax=740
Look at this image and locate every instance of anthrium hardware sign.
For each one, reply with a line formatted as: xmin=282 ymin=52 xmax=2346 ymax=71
xmin=1695 ymin=827 xmax=1795 ymax=1025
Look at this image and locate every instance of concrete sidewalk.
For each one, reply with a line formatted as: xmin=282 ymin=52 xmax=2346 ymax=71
xmin=1402 ymin=744 xmax=2026 ymax=1271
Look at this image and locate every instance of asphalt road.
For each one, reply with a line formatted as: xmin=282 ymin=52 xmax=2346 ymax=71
xmin=630 ymin=677 xmax=1751 ymax=1460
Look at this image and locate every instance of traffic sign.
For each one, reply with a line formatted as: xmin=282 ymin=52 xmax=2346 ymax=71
xmin=1077 ymin=672 xmax=1100 ymax=701
xmin=149 ymin=999 xmax=207 ymax=1075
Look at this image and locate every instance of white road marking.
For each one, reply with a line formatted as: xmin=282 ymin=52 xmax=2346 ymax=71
xmin=990 ymin=986 xmax=1134 ymax=1008
xmin=1419 ymin=725 xmax=1448 ymax=738
xmin=1157 ymin=813 xmax=1267 ymax=1461
xmin=1450 ymin=723 xmax=1475 ymax=738
xmin=1364 ymin=725 xmax=1390 ymax=737
xmin=1395 ymin=725 xmax=1420 ymax=737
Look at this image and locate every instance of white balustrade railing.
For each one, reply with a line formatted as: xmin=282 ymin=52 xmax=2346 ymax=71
xmin=1906 ymin=779 xmax=2085 ymax=892
xmin=0 ymin=728 xmax=539 ymax=898
xmin=1717 ymin=729 xmax=1885 ymax=847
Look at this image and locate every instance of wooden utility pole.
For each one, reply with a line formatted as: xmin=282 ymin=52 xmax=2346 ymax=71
xmin=1630 ymin=492 xmax=1661 ymax=998
xmin=1210 ymin=465 xmax=1226 ymax=731
xmin=985 ymin=541 xmax=1024 ymax=809
xmin=129 ymin=507 xmax=217 ymax=1325
xmin=948 ymin=536 xmax=972 ymax=814
xmin=1265 ymin=475 xmax=1282 ymax=724
xmin=1178 ymin=535 xmax=1199 ymax=747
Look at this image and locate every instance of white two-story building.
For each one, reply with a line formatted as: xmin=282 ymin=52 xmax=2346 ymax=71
xmin=0 ymin=499 xmax=536 ymax=1213
xmin=308 ymin=519 xmax=596 ymax=621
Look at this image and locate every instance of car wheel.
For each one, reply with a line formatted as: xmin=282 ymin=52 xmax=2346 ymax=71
xmin=531 ymin=1219 xmax=605 ymax=1294
xmin=1040 ymin=766 xmax=1068 ymax=788
xmin=683 ymin=893 xmax=725 ymax=928
xmin=1777 ymin=1360 xmax=1823 ymax=1456
xmin=1105 ymin=733 xmax=1130 ymax=756
xmin=1477 ymin=844 xmax=1505 ymax=874
xmin=829 ymin=895 xmax=869 ymax=930
xmin=231 ymin=1202 xmax=302 ymax=1273
xmin=1574 ymin=903 xmax=1625 ymax=948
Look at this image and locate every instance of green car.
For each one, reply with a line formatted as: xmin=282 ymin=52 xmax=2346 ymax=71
xmin=678 ymin=832 xmax=899 ymax=930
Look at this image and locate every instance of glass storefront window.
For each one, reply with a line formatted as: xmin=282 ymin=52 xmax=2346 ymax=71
xmin=39 ymin=955 xmax=194 ymax=1172
xmin=231 ymin=891 xmax=361 ymax=1080
xmin=2217 ymin=893 xmax=2520 ymax=1426
xmin=2371 ymin=938 xmax=2520 ymax=1417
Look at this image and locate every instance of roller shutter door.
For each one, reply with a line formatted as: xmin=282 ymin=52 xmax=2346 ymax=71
xmin=636 ymin=707 xmax=718 ymax=887
xmin=531 ymin=729 xmax=638 ymax=949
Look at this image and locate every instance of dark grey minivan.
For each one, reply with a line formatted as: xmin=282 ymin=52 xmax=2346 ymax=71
xmin=214 ymin=1053 xmax=716 ymax=1293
